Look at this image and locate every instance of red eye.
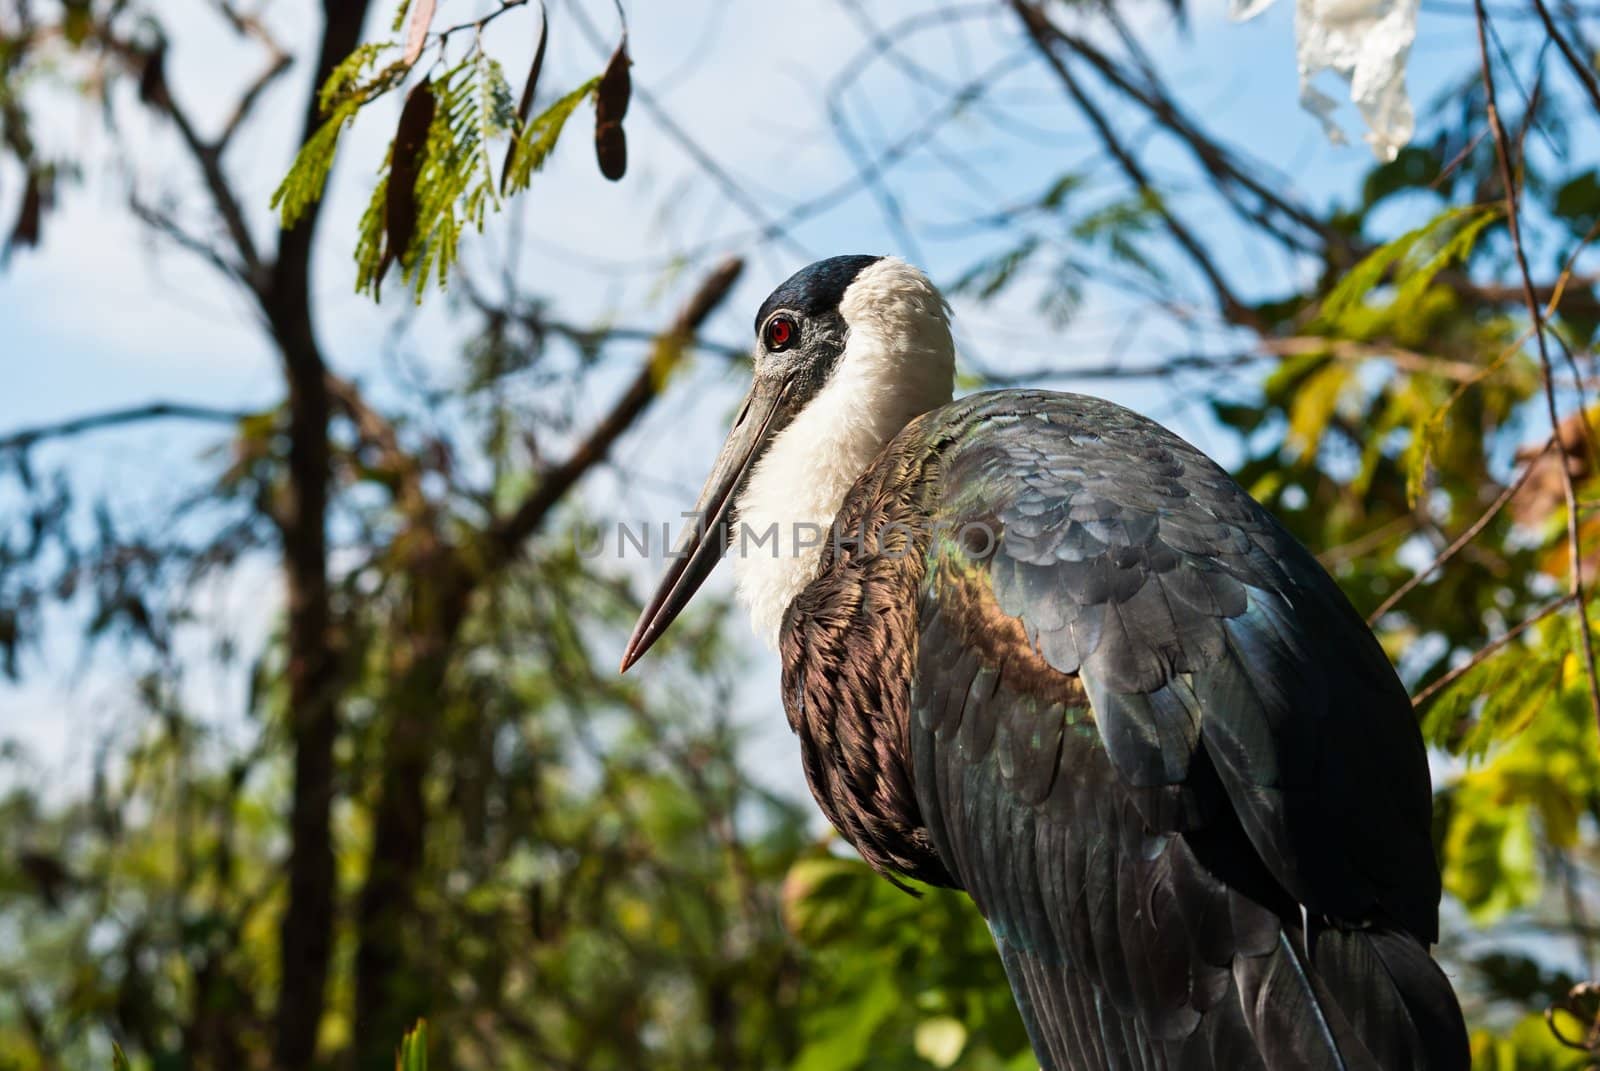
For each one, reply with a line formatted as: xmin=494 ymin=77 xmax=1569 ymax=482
xmin=765 ymin=315 xmax=797 ymax=351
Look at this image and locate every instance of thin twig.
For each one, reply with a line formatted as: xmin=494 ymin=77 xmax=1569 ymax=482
xmin=129 ymin=197 xmax=251 ymax=286
xmin=1528 ymin=0 xmax=1600 ymax=114
xmin=0 ymin=402 xmax=255 ymax=453
xmin=490 ymin=257 xmax=745 ymax=562
xmin=218 ymin=52 xmax=293 ymax=150
xmin=986 ymin=336 xmax=1486 ymax=386
xmin=1010 ymin=0 xmax=1259 ymax=329
xmin=1368 ymin=437 xmax=1555 ymax=624
xmin=1474 ymin=0 xmax=1600 ymax=731
xmin=1026 ymin=1 xmax=1337 ymax=255
xmin=566 ymin=2 xmax=809 ymax=261
xmin=1413 ymin=594 xmax=1571 ymax=708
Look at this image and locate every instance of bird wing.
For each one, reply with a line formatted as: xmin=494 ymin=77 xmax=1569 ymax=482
xmin=901 ymin=390 xmax=1461 ymax=1069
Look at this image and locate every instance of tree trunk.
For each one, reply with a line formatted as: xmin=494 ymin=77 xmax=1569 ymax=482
xmin=352 ymin=569 xmax=470 ymax=1071
xmin=270 ymin=4 xmax=373 ymax=1067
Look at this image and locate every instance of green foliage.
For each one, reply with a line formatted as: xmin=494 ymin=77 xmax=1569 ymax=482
xmin=1070 ymin=190 xmax=1166 ymax=284
xmin=1554 ymin=170 xmax=1600 ymax=235
xmin=271 ymin=19 xmax=598 ymax=301
xmin=782 ymin=854 xmax=1032 ymax=1071
xmin=951 ymin=237 xmax=1041 ymax=301
xmin=1318 ymin=205 xmax=1497 ymax=332
xmin=1432 ymin=630 xmax=1600 ymax=924
xmin=1471 ymin=1013 xmax=1593 ymax=1070
xmin=396 ymin=1019 xmax=428 ymax=1071
xmin=503 ymin=78 xmax=601 ymax=194
xmin=1362 ymin=145 xmax=1444 ymax=208
xmin=271 ymin=43 xmax=404 ymax=230
xmin=362 ymin=54 xmax=517 ymax=297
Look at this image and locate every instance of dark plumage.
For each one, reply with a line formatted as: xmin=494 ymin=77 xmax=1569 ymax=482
xmin=753 ymin=254 xmax=884 ymax=334
xmin=781 ymin=390 xmax=1469 ymax=1070
xmin=622 ymin=255 xmax=1468 ymax=1070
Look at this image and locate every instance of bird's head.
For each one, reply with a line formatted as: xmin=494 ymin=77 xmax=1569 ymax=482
xmin=620 ymin=254 xmax=954 ymax=670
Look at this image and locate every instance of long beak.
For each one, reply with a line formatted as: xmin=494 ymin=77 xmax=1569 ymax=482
xmin=619 ymin=379 xmax=791 ymax=672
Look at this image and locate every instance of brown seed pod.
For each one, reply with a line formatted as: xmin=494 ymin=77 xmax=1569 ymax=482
xmin=501 ymin=2 xmax=550 ymax=193
xmin=386 ymin=78 xmax=437 ymax=272
xmin=595 ymin=39 xmax=631 ymax=125
xmin=4 ymin=170 xmax=43 ymax=260
xmin=595 ymin=120 xmax=627 ymax=182
xmin=137 ymin=42 xmax=169 ymax=110
xmin=403 ymin=0 xmax=436 ymax=66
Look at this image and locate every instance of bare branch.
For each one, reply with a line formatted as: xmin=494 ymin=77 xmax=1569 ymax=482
xmin=148 ymin=69 xmax=265 ymax=287
xmin=1528 ymin=0 xmax=1600 ymax=113
xmin=541 ymin=323 xmax=748 ymax=362
xmin=0 ymin=402 xmax=254 ymax=453
xmin=1368 ymin=438 xmax=1555 ymax=624
xmin=130 ymin=196 xmax=251 ymax=286
xmin=983 ymin=336 xmax=1487 ymax=386
xmin=1042 ymin=3 xmax=1338 ymax=255
xmin=218 ymin=52 xmax=293 ymax=151
xmin=490 ymin=257 xmax=746 ymax=562
xmin=1412 ymin=594 xmax=1572 ymax=707
xmin=1010 ymin=0 xmax=1258 ymax=329
xmin=1474 ymin=0 xmax=1600 ymax=731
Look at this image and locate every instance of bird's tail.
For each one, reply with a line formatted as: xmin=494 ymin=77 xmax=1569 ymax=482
xmin=1221 ymin=921 xmax=1467 ymax=1070
xmin=1305 ymin=923 xmax=1470 ymax=1070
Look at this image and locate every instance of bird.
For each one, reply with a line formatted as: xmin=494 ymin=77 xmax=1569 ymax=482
xmin=620 ymin=254 xmax=1470 ymax=1070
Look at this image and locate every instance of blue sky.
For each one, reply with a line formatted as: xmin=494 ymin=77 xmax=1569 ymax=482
xmin=0 ymin=0 xmax=1542 ymax=795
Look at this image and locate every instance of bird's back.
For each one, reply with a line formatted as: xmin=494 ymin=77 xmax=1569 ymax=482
xmin=781 ymin=389 xmax=1469 ymax=1070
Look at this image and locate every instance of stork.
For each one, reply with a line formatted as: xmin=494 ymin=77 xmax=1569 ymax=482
xmin=621 ymin=255 xmax=1469 ymax=1070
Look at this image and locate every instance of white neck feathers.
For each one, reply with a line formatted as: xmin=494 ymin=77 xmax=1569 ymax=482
xmin=732 ymin=258 xmax=955 ymax=646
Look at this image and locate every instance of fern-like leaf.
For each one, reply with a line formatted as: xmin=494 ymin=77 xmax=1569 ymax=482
xmin=504 ymin=78 xmax=599 ymax=194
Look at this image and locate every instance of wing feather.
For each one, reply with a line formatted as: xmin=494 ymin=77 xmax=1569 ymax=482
xmin=897 ymin=391 xmax=1467 ymax=1069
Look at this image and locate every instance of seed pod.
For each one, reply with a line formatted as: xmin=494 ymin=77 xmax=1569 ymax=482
xmin=137 ymin=42 xmax=169 ymax=110
xmin=403 ymin=0 xmax=436 ymax=65
xmin=501 ymin=2 xmax=550 ymax=193
xmin=3 ymin=170 xmax=43 ymax=262
xmin=595 ymin=120 xmax=626 ymax=181
xmin=594 ymin=39 xmax=630 ymax=182
xmin=386 ymin=78 xmax=436 ymax=273
xmin=595 ymin=39 xmax=630 ymax=125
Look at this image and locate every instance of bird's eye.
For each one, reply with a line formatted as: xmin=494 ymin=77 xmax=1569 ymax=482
xmin=764 ymin=314 xmax=798 ymax=352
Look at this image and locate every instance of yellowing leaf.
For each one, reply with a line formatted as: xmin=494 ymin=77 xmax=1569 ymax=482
xmin=1285 ymin=361 xmax=1353 ymax=459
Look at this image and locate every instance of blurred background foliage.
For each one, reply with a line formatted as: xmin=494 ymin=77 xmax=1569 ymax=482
xmin=6 ymin=0 xmax=1600 ymax=1068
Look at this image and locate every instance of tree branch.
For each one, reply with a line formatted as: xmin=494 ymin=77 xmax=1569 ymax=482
xmin=1010 ymin=0 xmax=1259 ymax=330
xmin=490 ymin=256 xmax=746 ymax=563
xmin=1413 ymin=594 xmax=1572 ymax=707
xmin=325 ymin=373 xmax=428 ymax=520
xmin=1035 ymin=2 xmax=1338 ymax=255
xmin=983 ymin=335 xmax=1486 ymax=386
xmin=1528 ymin=0 xmax=1600 ymax=114
xmin=129 ymin=196 xmax=252 ymax=286
xmin=0 ymin=401 xmax=254 ymax=453
xmin=1368 ymin=437 xmax=1555 ymax=624
xmin=1474 ymin=0 xmax=1600 ymax=732
xmin=218 ymin=51 xmax=293 ymax=151
xmin=150 ymin=72 xmax=265 ymax=288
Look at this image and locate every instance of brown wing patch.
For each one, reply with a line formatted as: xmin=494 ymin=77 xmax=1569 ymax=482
xmin=925 ymin=544 xmax=1089 ymax=713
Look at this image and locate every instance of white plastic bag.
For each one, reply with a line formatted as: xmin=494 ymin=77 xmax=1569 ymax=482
xmin=1231 ymin=0 xmax=1418 ymax=160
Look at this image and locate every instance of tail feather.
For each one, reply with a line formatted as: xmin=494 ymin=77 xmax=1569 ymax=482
xmin=1310 ymin=925 xmax=1470 ymax=1071
xmin=1231 ymin=930 xmax=1380 ymax=1071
